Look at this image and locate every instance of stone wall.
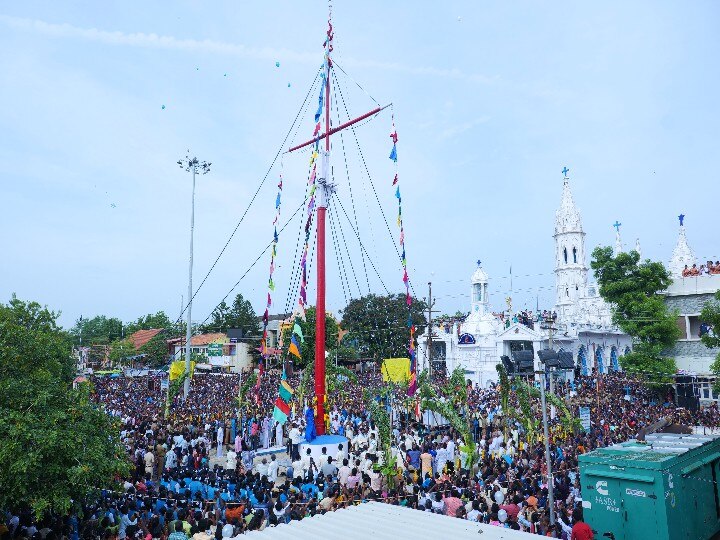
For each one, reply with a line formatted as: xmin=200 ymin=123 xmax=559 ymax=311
xmin=665 ymin=293 xmax=715 ymax=314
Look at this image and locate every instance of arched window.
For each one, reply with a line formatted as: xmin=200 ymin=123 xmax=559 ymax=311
xmin=563 ymin=247 xmax=568 ymax=264
xmin=566 ymin=287 xmax=569 ymax=297
xmin=573 ymin=246 xmax=577 ymax=263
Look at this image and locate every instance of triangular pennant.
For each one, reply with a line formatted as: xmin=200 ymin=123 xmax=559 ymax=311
xmin=389 ymin=144 xmax=397 ymax=162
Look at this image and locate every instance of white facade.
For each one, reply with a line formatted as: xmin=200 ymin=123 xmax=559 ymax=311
xmin=418 ymin=173 xmax=633 ymax=386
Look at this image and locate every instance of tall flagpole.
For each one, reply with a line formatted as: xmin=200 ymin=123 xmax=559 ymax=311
xmin=314 ymin=14 xmax=333 ymax=436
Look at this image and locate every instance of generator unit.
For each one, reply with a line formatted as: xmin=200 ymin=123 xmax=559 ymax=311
xmin=579 ymin=432 xmax=720 ymax=540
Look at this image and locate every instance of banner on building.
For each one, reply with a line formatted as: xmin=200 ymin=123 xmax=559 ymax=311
xmin=579 ymin=406 xmax=591 ymax=432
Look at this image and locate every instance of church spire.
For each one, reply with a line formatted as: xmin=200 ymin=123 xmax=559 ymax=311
xmin=555 ymin=168 xmax=583 ymax=234
xmin=554 ymin=167 xmax=588 ymax=319
xmin=668 ymin=213 xmax=696 ymax=277
xmin=635 ymin=238 xmax=642 ymax=259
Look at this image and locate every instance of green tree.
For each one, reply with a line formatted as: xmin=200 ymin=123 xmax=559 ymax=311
xmin=281 ymin=306 xmax=338 ymax=369
xmin=125 ymin=311 xmax=182 ymax=337
xmin=341 ymin=293 xmax=427 ymax=362
xmin=700 ymin=291 xmax=720 ymax=390
xmin=591 ymin=247 xmax=680 ymax=383
xmin=108 ymin=338 xmax=136 ymax=366
xmin=69 ymin=315 xmax=124 ymax=346
xmin=0 ymin=295 xmax=129 ymax=516
xmin=140 ymin=333 xmax=170 ymax=368
xmin=201 ymin=294 xmax=260 ymax=335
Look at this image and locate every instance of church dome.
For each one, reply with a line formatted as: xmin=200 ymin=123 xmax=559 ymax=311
xmin=555 ymin=177 xmax=583 ymax=234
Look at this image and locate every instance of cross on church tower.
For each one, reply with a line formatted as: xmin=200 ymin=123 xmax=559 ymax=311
xmin=562 ymin=166 xmax=569 ymax=178
xmin=477 ymin=259 xmax=482 ymax=267
xmin=678 ymin=214 xmax=685 ymax=226
xmin=613 ymin=221 xmax=622 ymax=232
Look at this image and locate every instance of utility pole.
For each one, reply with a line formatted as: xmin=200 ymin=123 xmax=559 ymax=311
xmin=539 ymin=369 xmax=556 ymax=527
xmin=178 ymin=152 xmax=211 ymax=400
xmin=538 ymin=311 xmax=556 ymax=527
xmin=427 ymin=281 xmax=434 ymax=380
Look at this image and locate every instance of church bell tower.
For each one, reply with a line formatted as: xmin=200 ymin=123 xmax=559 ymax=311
xmin=554 ymin=168 xmax=588 ymax=319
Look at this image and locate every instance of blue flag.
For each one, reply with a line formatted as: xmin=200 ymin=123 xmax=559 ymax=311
xmin=389 ymin=144 xmax=397 ymax=162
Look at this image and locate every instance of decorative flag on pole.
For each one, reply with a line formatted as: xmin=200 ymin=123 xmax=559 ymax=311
xmin=388 ymin=115 xmax=417 ymax=397
xmin=273 ymin=371 xmax=294 ymax=425
xmin=288 ymin=335 xmax=301 ymax=359
xmin=293 ymin=322 xmax=305 ymax=343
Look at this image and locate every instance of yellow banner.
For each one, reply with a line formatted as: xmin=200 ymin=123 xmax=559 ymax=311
xmin=381 ymin=357 xmax=410 ymax=383
xmin=169 ymin=360 xmax=195 ymax=381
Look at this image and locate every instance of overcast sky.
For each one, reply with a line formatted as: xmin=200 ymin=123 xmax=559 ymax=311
xmin=1 ymin=1 xmax=719 ymax=329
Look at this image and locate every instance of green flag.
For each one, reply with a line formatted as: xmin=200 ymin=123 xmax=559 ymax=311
xmin=293 ymin=322 xmax=305 ymax=343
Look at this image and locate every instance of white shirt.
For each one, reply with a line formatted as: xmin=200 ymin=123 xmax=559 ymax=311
xmin=226 ymin=450 xmax=237 ymax=470
xmin=256 ymin=461 xmax=269 ymax=477
xmin=338 ymin=465 xmax=351 ymax=486
xmin=267 ymin=460 xmax=279 ymax=482
xmin=289 ymin=428 xmax=302 ymax=445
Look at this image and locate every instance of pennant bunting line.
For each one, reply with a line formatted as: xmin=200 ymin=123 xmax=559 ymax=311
xmin=390 ymin=117 xmax=417 ymax=397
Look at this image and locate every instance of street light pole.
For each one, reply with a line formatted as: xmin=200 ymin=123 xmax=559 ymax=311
xmin=539 ymin=369 xmax=556 ymax=526
xmin=178 ymin=153 xmax=211 ymax=400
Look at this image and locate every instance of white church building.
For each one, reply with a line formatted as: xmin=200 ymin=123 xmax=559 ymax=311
xmin=418 ymin=173 xmax=633 ymax=386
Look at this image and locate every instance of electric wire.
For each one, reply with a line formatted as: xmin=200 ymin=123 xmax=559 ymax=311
xmin=176 ymin=68 xmax=323 ymax=326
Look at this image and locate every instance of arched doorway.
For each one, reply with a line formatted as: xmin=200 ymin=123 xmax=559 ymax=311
xmin=596 ymin=346 xmax=604 ymax=374
xmin=610 ymin=346 xmax=619 ymax=371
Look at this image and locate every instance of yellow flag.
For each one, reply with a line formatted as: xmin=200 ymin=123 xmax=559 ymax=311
xmin=169 ymin=360 xmax=195 ymax=381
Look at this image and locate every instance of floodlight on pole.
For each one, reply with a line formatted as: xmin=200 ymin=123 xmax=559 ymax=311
xmin=178 ymin=151 xmax=211 ymax=400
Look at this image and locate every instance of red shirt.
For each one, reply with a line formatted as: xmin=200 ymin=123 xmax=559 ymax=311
xmin=571 ymin=521 xmax=594 ymax=540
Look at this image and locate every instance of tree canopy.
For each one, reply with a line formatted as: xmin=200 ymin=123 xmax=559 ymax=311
xmin=69 ymin=314 xmax=123 ymax=346
xmin=200 ymin=293 xmax=260 ymax=335
xmin=591 ymin=247 xmax=679 ymax=382
xmin=0 ymin=295 xmax=128 ymax=516
xmin=281 ymin=306 xmax=338 ymax=369
xmin=125 ymin=310 xmax=182 ymax=337
xmin=341 ymin=293 xmax=427 ymax=362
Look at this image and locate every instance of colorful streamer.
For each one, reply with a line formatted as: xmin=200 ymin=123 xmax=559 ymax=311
xmin=273 ymin=371 xmax=294 ymax=425
xmin=389 ymin=120 xmax=417 ymax=398
xmin=258 ymin=172 xmax=284 ymax=390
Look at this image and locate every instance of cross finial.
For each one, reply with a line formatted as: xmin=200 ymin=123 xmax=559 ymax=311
xmin=477 ymin=259 xmax=482 ymax=267
xmin=613 ymin=221 xmax=621 ymax=232
xmin=561 ymin=166 xmax=569 ymax=178
xmin=678 ymin=214 xmax=685 ymax=226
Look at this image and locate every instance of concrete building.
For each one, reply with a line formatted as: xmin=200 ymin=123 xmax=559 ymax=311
xmin=663 ymin=219 xmax=720 ymax=403
xmin=169 ymin=332 xmax=254 ymax=373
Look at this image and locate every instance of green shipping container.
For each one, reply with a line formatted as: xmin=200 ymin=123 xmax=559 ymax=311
xmin=579 ymin=433 xmax=720 ymax=540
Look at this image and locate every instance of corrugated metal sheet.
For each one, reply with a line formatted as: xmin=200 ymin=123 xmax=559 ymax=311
xmin=245 ymin=501 xmax=535 ymax=539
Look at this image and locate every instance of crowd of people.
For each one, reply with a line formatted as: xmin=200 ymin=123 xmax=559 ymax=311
xmin=681 ymin=261 xmax=720 ymax=277
xmin=498 ymin=310 xmax=557 ymax=330
xmin=4 ymin=369 xmax=720 ymax=539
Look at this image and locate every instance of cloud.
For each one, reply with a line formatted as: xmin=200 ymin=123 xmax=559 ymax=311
xmin=0 ymin=14 xmax=498 ymax=84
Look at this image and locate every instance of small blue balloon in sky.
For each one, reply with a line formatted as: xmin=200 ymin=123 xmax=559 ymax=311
xmin=276 ymin=61 xmax=280 ymax=67
xmin=161 ymin=104 xmax=166 ymax=109
xmin=287 ymin=82 xmax=291 ymax=87
xmin=224 ymin=73 xmax=227 ymax=77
